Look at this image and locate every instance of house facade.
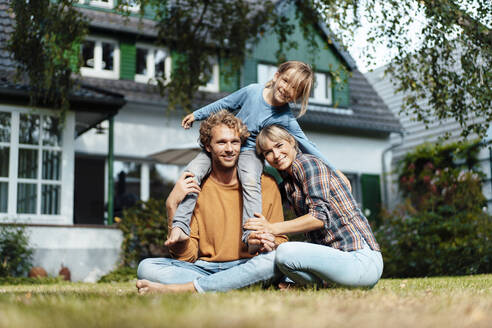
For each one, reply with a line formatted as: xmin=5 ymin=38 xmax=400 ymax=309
xmin=366 ymin=65 xmax=492 ymax=210
xmin=0 ymin=0 xmax=401 ymax=281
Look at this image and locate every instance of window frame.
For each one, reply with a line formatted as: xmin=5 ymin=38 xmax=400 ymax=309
xmin=310 ymin=72 xmax=333 ymax=105
xmin=80 ymin=36 xmax=120 ymax=80
xmin=0 ymin=106 xmax=75 ymax=224
xmin=257 ymin=63 xmax=277 ymax=86
xmin=88 ymin=0 xmax=114 ymax=9
xmin=134 ymin=43 xmax=172 ymax=85
xmin=198 ymin=58 xmax=220 ymax=93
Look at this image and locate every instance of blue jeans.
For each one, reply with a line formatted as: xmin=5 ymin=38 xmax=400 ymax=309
xmin=172 ymin=150 xmax=263 ymax=243
xmin=137 ymin=251 xmax=279 ymax=293
xmin=275 ymin=242 xmax=383 ymax=288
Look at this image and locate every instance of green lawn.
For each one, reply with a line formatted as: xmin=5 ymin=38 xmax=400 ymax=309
xmin=0 ymin=275 xmax=491 ymax=328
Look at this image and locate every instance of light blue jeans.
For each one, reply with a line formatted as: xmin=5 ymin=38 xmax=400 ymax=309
xmin=172 ymin=150 xmax=263 ymax=243
xmin=137 ymin=251 xmax=279 ymax=293
xmin=275 ymin=242 xmax=384 ymax=288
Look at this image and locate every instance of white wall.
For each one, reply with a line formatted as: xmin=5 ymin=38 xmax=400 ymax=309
xmin=305 ymin=131 xmax=390 ymax=174
xmin=75 ymin=103 xmax=200 ymax=158
xmin=27 ymin=226 xmax=123 ymax=282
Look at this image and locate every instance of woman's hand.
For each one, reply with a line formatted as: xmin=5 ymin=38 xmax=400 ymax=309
xmin=247 ymin=231 xmax=277 ymax=253
xmin=181 ymin=113 xmax=195 ymax=129
xmin=244 ymin=213 xmax=275 ymax=234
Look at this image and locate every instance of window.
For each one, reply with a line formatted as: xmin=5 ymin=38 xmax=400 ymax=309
xmin=198 ymin=58 xmax=220 ymax=93
xmin=135 ymin=44 xmax=171 ymax=84
xmin=122 ymin=0 xmax=140 ymax=12
xmin=0 ymin=109 xmax=67 ymax=219
xmin=80 ymin=37 xmax=120 ymax=79
xmin=257 ymin=63 xmax=277 ymax=86
xmin=310 ymin=72 xmax=332 ymax=105
xmin=0 ymin=112 xmax=11 ymax=213
xmin=88 ymin=0 xmax=114 ymax=8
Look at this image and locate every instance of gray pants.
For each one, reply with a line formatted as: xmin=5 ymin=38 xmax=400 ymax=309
xmin=172 ymin=149 xmax=264 ymax=243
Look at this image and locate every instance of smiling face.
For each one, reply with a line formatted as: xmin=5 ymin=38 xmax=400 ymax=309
xmin=270 ymin=69 xmax=298 ymax=105
xmin=260 ymin=135 xmax=297 ymax=173
xmin=205 ymin=124 xmax=242 ymax=171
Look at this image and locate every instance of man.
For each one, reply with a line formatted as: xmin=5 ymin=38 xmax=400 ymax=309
xmin=136 ymin=110 xmax=286 ymax=294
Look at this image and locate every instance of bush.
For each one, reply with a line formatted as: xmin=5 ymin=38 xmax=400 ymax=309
xmin=376 ymin=141 xmax=492 ymax=277
xmin=98 ymin=266 xmax=137 ymax=283
xmin=0 ymin=224 xmax=33 ymax=277
xmin=118 ymin=198 xmax=169 ymax=267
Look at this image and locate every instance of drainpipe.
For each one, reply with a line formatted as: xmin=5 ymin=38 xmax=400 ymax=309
xmin=107 ymin=116 xmax=115 ymax=225
xmin=381 ymin=131 xmax=404 ymax=209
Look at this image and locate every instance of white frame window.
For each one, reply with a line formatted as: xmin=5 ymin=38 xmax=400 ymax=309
xmin=88 ymin=0 xmax=114 ymax=9
xmin=257 ymin=63 xmax=277 ymax=86
xmin=80 ymin=37 xmax=120 ymax=80
xmin=310 ymin=72 xmax=333 ymax=105
xmin=134 ymin=44 xmax=172 ymax=84
xmin=198 ymin=58 xmax=220 ymax=93
xmin=0 ymin=106 xmax=75 ymax=225
xmin=122 ymin=0 xmax=140 ymax=12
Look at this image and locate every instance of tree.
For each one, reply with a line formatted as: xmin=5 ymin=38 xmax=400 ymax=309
xmin=8 ymin=0 xmax=491 ymax=139
xmin=8 ymin=0 xmax=88 ymax=118
xmin=321 ymin=0 xmax=491 ymax=139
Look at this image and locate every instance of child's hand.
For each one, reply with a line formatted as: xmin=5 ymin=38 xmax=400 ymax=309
xmin=181 ymin=113 xmax=195 ymax=129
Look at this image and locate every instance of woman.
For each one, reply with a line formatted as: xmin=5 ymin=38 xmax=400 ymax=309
xmin=245 ymin=125 xmax=383 ymax=288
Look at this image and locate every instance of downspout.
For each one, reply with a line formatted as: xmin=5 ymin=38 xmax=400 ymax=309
xmin=107 ymin=116 xmax=115 ymax=225
xmin=381 ymin=131 xmax=404 ymax=209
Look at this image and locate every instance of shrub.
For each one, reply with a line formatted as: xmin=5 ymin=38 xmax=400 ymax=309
xmin=376 ymin=141 xmax=492 ymax=277
xmin=98 ymin=266 xmax=137 ymax=283
xmin=118 ymin=198 xmax=169 ymax=267
xmin=0 ymin=224 xmax=33 ymax=277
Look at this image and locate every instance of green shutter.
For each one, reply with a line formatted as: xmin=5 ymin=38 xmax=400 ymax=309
xmin=120 ymin=41 xmax=136 ymax=80
xmin=361 ymin=174 xmax=382 ymax=226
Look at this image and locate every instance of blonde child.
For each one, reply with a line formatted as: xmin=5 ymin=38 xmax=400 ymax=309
xmin=166 ymin=60 xmax=335 ymax=246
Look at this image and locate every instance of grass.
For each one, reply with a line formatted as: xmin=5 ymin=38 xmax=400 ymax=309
xmin=0 ymin=275 xmax=491 ymax=328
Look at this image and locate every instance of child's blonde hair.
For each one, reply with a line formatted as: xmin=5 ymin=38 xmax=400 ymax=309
xmin=265 ymin=61 xmax=314 ymax=117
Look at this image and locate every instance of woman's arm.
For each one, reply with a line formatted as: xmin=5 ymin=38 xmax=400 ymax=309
xmin=244 ymin=212 xmax=324 ymax=236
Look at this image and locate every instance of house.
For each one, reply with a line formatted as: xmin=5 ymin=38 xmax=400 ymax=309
xmin=0 ymin=0 xmax=401 ymax=281
xmin=365 ymin=65 xmax=492 ymax=210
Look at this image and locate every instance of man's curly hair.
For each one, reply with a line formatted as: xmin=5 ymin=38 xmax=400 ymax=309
xmin=199 ymin=110 xmax=250 ymax=150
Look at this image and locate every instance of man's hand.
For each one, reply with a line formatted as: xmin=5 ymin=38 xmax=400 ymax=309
xmin=244 ymin=213 xmax=274 ymax=234
xmin=181 ymin=113 xmax=195 ymax=129
xmin=167 ymin=172 xmax=201 ymax=209
xmin=247 ymin=231 xmax=277 ymax=254
xmin=164 ymin=227 xmax=189 ymax=247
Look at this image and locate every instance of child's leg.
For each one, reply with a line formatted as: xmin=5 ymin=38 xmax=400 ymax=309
xmin=237 ymin=150 xmax=264 ymax=244
xmin=172 ymin=151 xmax=211 ymax=236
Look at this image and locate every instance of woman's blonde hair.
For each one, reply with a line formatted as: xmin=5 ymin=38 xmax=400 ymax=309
xmin=265 ymin=61 xmax=314 ymax=117
xmin=256 ymin=125 xmax=298 ymax=156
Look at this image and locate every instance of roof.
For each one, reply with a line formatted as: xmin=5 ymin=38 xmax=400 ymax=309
xmin=0 ymin=0 xmax=125 ymax=137
xmin=300 ymin=70 xmax=402 ymax=133
xmin=2 ymin=0 xmax=401 ymax=135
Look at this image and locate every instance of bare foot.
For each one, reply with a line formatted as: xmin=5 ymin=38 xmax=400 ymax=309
xmin=278 ymin=282 xmax=297 ymax=291
xmin=136 ymin=279 xmax=196 ymax=294
xmin=164 ymin=227 xmax=190 ymax=246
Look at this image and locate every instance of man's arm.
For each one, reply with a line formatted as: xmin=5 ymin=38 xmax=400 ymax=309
xmin=165 ymin=172 xmax=201 ymax=261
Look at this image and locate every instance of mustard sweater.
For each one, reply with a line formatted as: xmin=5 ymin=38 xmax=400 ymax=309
xmin=169 ymin=174 xmax=286 ymax=262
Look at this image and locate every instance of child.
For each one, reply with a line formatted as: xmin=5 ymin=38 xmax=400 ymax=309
xmin=166 ymin=60 xmax=335 ymax=246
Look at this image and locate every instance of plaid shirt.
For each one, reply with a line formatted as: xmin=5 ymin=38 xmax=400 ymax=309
xmin=282 ymin=152 xmax=380 ymax=252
